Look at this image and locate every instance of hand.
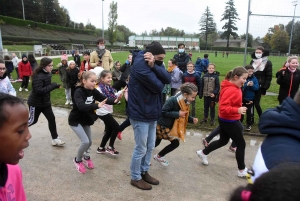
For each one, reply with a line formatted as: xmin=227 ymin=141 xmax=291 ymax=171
xmin=238 ymin=107 xmax=247 ymax=115
xmin=114 ymin=94 xmax=123 ymax=103
xmin=282 ymin=71 xmax=285 ymax=76
xmin=246 ymin=101 xmax=253 ymax=104
xmin=125 ymin=60 xmax=129 ymax=64
xmin=179 ymin=110 xmax=188 ymax=118
xmin=193 ymin=118 xmax=198 ymax=124
xmin=98 ymin=98 xmax=107 ymax=108
xmin=144 ymin=52 xmax=155 ymax=68
xmin=210 ymin=94 xmax=215 ymax=98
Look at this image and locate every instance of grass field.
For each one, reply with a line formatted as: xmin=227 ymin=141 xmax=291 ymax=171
xmin=11 ymin=50 xmax=288 ymax=133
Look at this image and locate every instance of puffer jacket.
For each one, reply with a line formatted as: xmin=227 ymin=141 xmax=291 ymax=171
xmin=199 ymin=71 xmax=220 ymax=97
xmin=18 ymin=61 xmax=32 ymax=78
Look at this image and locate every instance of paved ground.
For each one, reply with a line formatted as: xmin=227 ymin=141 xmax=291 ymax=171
xmin=20 ymin=107 xmax=263 ymax=201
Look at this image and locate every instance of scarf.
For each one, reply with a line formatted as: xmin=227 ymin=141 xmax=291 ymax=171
xmin=96 ymin=48 xmax=106 ymax=60
xmin=288 ymin=67 xmax=296 ymax=73
xmin=167 ymin=65 xmax=177 ymax=73
xmin=252 ymin=57 xmax=268 ymax=72
xmin=98 ymin=83 xmax=117 ymax=99
xmin=168 ymin=92 xmax=190 ymax=142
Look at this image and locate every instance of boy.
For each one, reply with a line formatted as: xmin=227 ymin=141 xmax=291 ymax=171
xmin=182 ymin=62 xmax=201 ymax=117
xmin=201 ymin=54 xmax=209 ymax=74
xmin=74 ymin=51 xmax=81 ymax=67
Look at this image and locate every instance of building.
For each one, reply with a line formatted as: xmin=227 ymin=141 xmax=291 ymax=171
xmin=128 ymin=35 xmax=200 ymax=50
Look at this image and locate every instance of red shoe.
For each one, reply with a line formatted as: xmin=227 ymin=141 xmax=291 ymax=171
xmin=117 ymin=132 xmax=122 ymax=140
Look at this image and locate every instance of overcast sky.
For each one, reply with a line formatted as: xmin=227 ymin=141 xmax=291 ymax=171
xmin=58 ymin=0 xmax=300 ymax=38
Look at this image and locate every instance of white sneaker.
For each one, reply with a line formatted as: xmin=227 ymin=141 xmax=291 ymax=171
xmin=153 ymin=154 xmax=169 ymax=166
xmin=196 ymin=150 xmax=208 ymax=165
xmin=25 ymin=88 xmax=28 ymax=92
xmin=238 ymin=167 xmax=248 ymax=178
xmin=51 ymin=138 xmax=65 ymax=146
xmin=65 ymin=99 xmax=70 ymax=105
xmin=19 ymin=87 xmax=23 ymax=92
xmin=70 ymin=100 xmax=73 ymax=105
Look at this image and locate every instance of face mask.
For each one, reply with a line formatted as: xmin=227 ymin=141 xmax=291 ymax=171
xmin=184 ymin=98 xmax=191 ymax=105
xmin=178 ymin=49 xmax=185 ymax=53
xmin=155 ymin=60 xmax=163 ymax=66
xmin=99 ymin=45 xmax=105 ymax=50
xmin=255 ymin=53 xmax=262 ymax=59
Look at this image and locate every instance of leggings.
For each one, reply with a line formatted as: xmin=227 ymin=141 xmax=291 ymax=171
xmin=119 ymin=118 xmax=131 ymax=132
xmin=70 ymin=124 xmax=92 ymax=161
xmin=21 ymin=76 xmax=29 ymax=88
xmin=203 ymin=119 xmax=245 ymax=170
xmin=28 ymin=105 xmax=58 ymax=139
xmin=98 ymin=114 xmax=120 ymax=148
xmin=254 ymin=89 xmax=262 ymax=117
xmin=155 ymin=139 xmax=180 ymax=157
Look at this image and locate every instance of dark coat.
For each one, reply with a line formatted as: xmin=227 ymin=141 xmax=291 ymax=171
xmin=119 ymin=63 xmax=131 ymax=82
xmin=199 ymin=71 xmax=220 ymax=98
xmin=67 ymin=67 xmax=79 ymax=87
xmin=173 ymin=52 xmax=190 ymax=72
xmin=4 ymin=61 xmax=14 ymax=73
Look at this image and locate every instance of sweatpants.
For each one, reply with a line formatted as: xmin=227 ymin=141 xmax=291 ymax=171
xmin=70 ymin=124 xmax=92 ymax=162
xmin=28 ymin=105 xmax=58 ymax=139
xmin=203 ymin=96 xmax=216 ymax=120
xmin=21 ymin=76 xmax=29 ymax=88
xmin=98 ymin=114 xmax=120 ymax=148
xmin=155 ymin=139 xmax=180 ymax=157
xmin=203 ymin=118 xmax=245 ymax=170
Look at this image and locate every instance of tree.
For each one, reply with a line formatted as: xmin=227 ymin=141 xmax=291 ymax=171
xmin=269 ymin=25 xmax=289 ymax=52
xmin=286 ymin=20 xmax=300 ymax=52
xmin=220 ymin=0 xmax=240 ymax=48
xmin=116 ymin=25 xmax=135 ymax=43
xmin=107 ymin=1 xmax=118 ymax=46
xmin=141 ymin=30 xmax=148 ymax=36
xmin=240 ymin=33 xmax=253 ymax=47
xmin=199 ymin=6 xmax=216 ymax=50
xmin=85 ymin=19 xmax=96 ymax=30
xmin=149 ymin=29 xmax=159 ymax=36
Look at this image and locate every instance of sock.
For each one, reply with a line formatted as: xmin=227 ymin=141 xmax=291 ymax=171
xmin=83 ymin=156 xmax=90 ymax=160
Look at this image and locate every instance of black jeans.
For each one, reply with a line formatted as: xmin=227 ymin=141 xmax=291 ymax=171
xmin=191 ymin=101 xmax=196 ymax=117
xmin=155 ymin=139 xmax=180 ymax=157
xmin=70 ymin=86 xmax=76 ymax=103
xmin=28 ymin=105 xmax=58 ymax=139
xmin=254 ymin=89 xmax=262 ymax=117
xmin=21 ymin=76 xmax=29 ymax=88
xmin=98 ymin=114 xmax=120 ymax=148
xmin=240 ymin=102 xmax=254 ymax=126
xmin=203 ymin=96 xmax=216 ymax=120
xmin=15 ymin=67 xmax=20 ymax=79
xmin=112 ymin=80 xmax=126 ymax=91
xmin=203 ymin=119 xmax=245 ymax=170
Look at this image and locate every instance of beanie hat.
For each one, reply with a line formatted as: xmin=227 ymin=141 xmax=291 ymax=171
xmin=89 ymin=67 xmax=104 ymax=78
xmin=61 ymin=54 xmax=68 ymax=61
xmin=145 ymin=41 xmax=165 ymax=55
xmin=68 ymin=60 xmax=75 ymax=66
xmin=22 ymin=54 xmax=27 ymax=59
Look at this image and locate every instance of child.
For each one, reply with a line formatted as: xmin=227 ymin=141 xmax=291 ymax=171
xmin=96 ymin=70 xmax=124 ymax=155
xmin=201 ymin=54 xmax=210 ymax=74
xmin=58 ymin=54 xmax=71 ymax=105
xmin=276 ymin=56 xmax=300 ymax=104
xmin=112 ymin=61 xmax=122 ymax=86
xmin=28 ymin=57 xmax=65 ymax=146
xmin=154 ymin=83 xmax=198 ymax=166
xmin=168 ymin=59 xmax=182 ymax=96
xmin=0 ymin=93 xmax=31 ymax=201
xmin=0 ymin=59 xmax=16 ymax=96
xmin=199 ymin=63 xmax=220 ymax=126
xmin=69 ymin=71 xmax=120 ymax=174
xmin=66 ymin=60 xmax=79 ymax=105
xmin=79 ymin=51 xmax=92 ymax=74
xmin=113 ymin=54 xmax=132 ymax=91
xmin=196 ymin=67 xmax=248 ymax=178
xmin=182 ymin=62 xmax=201 ymax=117
xmin=4 ymin=55 xmax=13 ymax=80
xmin=241 ymin=65 xmax=259 ymax=131
xmin=18 ymin=54 xmax=32 ymax=92
xmin=74 ymin=51 xmax=81 ymax=67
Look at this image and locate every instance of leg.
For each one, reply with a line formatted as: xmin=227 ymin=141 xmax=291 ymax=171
xmin=203 ymin=96 xmax=209 ymax=119
xmin=21 ymin=77 xmax=26 ymax=88
xmin=246 ymin=102 xmax=254 ymax=126
xmin=28 ymin=105 xmax=42 ymax=127
xmin=171 ymin=88 xmax=177 ymax=96
xmin=70 ymin=124 xmax=91 ymax=161
xmin=15 ymin=67 xmax=19 ymax=79
xmin=254 ymin=89 xmax=262 ymax=117
xmin=205 ymin=125 xmax=220 ymax=143
xmin=155 ymin=138 xmax=162 ymax=148
xmin=158 ymin=139 xmax=180 ymax=157
xmin=24 ymin=76 xmax=29 ymax=88
xmin=209 ymin=97 xmax=216 ymax=121
xmin=41 ymin=106 xmax=59 ymax=139
xmin=119 ymin=118 xmax=131 ymax=132
xmin=98 ymin=114 xmax=119 ymax=148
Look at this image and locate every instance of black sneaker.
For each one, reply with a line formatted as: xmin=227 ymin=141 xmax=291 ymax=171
xmin=106 ymin=147 xmax=119 ymax=155
xmin=96 ymin=147 xmax=106 ymax=154
xmin=245 ymin=125 xmax=252 ymax=131
xmin=200 ymin=118 xmax=208 ymax=124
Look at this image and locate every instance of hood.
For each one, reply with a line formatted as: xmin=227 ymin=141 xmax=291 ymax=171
xmin=259 ymin=97 xmax=300 ymax=140
xmin=251 ymin=50 xmax=270 ymax=59
xmin=221 ymin=80 xmax=238 ymax=90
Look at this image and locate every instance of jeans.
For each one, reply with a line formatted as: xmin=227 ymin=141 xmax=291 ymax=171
xmin=65 ymin=88 xmax=71 ymax=100
xmin=130 ymin=119 xmax=156 ymax=181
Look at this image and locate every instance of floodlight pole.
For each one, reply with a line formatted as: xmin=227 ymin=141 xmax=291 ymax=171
xmin=288 ymin=1 xmax=298 ymax=55
xmin=243 ymin=0 xmax=251 ymax=66
xmin=21 ymin=0 xmax=25 ymax=20
xmin=102 ymin=0 xmax=104 ymax=38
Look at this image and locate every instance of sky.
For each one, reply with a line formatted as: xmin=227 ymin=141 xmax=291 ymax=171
xmin=58 ymin=0 xmax=300 ymax=38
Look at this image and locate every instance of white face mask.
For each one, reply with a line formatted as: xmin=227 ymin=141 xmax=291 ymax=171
xmin=255 ymin=53 xmax=262 ymax=59
xmin=99 ymin=45 xmax=105 ymax=50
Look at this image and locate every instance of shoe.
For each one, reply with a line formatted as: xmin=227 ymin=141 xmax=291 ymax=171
xmin=245 ymin=125 xmax=251 ymax=131
xmin=82 ymin=157 xmax=94 ymax=169
xmin=228 ymin=146 xmax=237 ymax=153
xmin=117 ymin=132 xmax=122 ymax=140
xmin=19 ymin=87 xmax=22 ymax=92
xmin=210 ymin=119 xmax=215 ymax=126
xmin=238 ymin=167 xmax=248 ymax=178
xmin=96 ymin=147 xmax=107 ymax=154
xmin=130 ymin=179 xmax=152 ymax=190
xmin=141 ymin=172 xmax=159 ymax=185
xmin=117 ymin=101 xmax=121 ymax=104
xmin=153 ymin=154 xmax=169 ymax=166
xmin=25 ymin=88 xmax=28 ymax=92
xmin=196 ymin=150 xmax=208 ymax=165
xmin=106 ymin=146 xmax=119 ymax=155
xmin=70 ymin=100 xmax=73 ymax=105
xmin=202 ymin=138 xmax=208 ymax=147
xmin=200 ymin=118 xmax=208 ymax=124
xmin=73 ymin=158 xmax=86 ymax=174
xmin=51 ymin=138 xmax=65 ymax=146
xmin=65 ymin=99 xmax=70 ymax=105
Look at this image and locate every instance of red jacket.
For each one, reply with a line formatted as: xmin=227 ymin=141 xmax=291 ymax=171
xmin=80 ymin=60 xmax=92 ymax=73
xmin=218 ymin=80 xmax=242 ymax=120
xmin=18 ymin=61 xmax=32 ymax=78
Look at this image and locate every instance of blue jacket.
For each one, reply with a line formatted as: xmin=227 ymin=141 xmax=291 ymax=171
xmin=243 ymin=74 xmax=259 ymax=101
xmin=127 ymin=51 xmax=171 ymax=121
xmin=195 ymin=58 xmax=209 ymax=74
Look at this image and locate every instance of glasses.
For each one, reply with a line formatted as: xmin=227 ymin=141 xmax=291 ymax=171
xmin=0 ymin=68 xmax=6 ymax=71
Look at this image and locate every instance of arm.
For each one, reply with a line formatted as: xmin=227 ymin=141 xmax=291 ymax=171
xmin=196 ymin=74 xmax=201 ymax=95
xmin=261 ymin=61 xmax=273 ymax=91
xmin=18 ymin=63 xmax=23 ymax=79
xmin=161 ymin=99 xmax=180 ymax=119
xmin=251 ymin=77 xmax=260 ymax=91
xmin=219 ymin=91 xmax=240 ymax=115
xmin=199 ymin=77 xmax=204 ymax=98
xmin=213 ymin=76 xmax=220 ymax=95
xmin=7 ymin=80 xmax=16 ymax=96
xmin=32 ymin=76 xmax=60 ymax=94
xmin=176 ymin=55 xmax=190 ymax=69
xmin=94 ymin=89 xmax=116 ymax=105
xmin=74 ymin=89 xmax=99 ymax=112
xmin=276 ymin=70 xmax=287 ymax=85
xmin=80 ymin=61 xmax=85 ymax=73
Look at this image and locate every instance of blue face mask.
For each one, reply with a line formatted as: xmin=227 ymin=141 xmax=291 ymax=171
xmin=178 ymin=49 xmax=185 ymax=53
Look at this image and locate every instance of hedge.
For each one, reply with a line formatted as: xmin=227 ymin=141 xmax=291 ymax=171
xmin=2 ymin=36 xmax=69 ymax=44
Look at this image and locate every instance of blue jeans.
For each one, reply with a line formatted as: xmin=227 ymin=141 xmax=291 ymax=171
xmin=130 ymin=119 xmax=156 ymax=181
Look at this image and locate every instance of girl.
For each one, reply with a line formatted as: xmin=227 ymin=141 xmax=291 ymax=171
xmin=0 ymin=93 xmax=31 ymax=201
xmin=27 ymin=57 xmax=65 ymax=146
xmin=18 ymin=54 xmax=32 ymax=92
xmin=96 ymin=70 xmax=124 ymax=155
xmin=58 ymin=54 xmax=71 ymax=105
xmin=4 ymin=55 xmax=13 ymax=80
xmin=69 ymin=71 xmax=120 ymax=174
xmin=113 ymin=54 xmax=132 ymax=92
xmin=66 ymin=60 xmax=79 ymax=105
xmin=154 ymin=83 xmax=198 ymax=166
xmin=0 ymin=59 xmax=16 ymax=96
xmin=196 ymin=67 xmax=248 ymax=178
xmin=276 ymin=56 xmax=300 ymax=104
xmin=168 ymin=59 xmax=182 ymax=96
xmin=28 ymin=54 xmax=38 ymax=72
xmin=112 ymin=61 xmax=122 ymax=86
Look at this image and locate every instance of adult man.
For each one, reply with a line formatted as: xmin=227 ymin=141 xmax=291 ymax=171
xmin=127 ymin=41 xmax=171 ymax=190
xmin=90 ymin=38 xmax=113 ymax=71
xmin=11 ymin=53 xmax=19 ymax=80
xmin=173 ymin=43 xmax=190 ymax=73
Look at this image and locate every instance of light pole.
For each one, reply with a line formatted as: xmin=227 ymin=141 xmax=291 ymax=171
xmin=102 ymin=0 xmax=104 ymax=38
xmin=21 ymin=0 xmax=25 ymax=20
xmin=288 ymin=0 xmax=298 ymax=55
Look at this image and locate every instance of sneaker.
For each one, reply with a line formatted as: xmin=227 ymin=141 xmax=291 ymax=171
xmin=65 ymin=99 xmax=70 ymax=105
xmin=245 ymin=125 xmax=252 ymax=131
xmin=70 ymin=100 xmax=73 ymax=105
xmin=51 ymin=138 xmax=65 ymax=146
xmin=117 ymin=132 xmax=122 ymax=140
xmin=202 ymin=138 xmax=208 ymax=147
xmin=73 ymin=158 xmax=86 ymax=174
xmin=96 ymin=147 xmax=107 ymax=154
xmin=25 ymin=88 xmax=28 ymax=92
xmin=196 ymin=150 xmax=208 ymax=165
xmin=238 ymin=167 xmax=248 ymax=178
xmin=117 ymin=101 xmax=121 ymax=104
xmin=153 ymin=154 xmax=169 ymax=166
xmin=106 ymin=146 xmax=119 ymax=155
xmin=228 ymin=146 xmax=237 ymax=153
xmin=130 ymin=179 xmax=152 ymax=190
xmin=210 ymin=119 xmax=215 ymax=126
xmin=19 ymin=87 xmax=22 ymax=92
xmin=200 ymin=118 xmax=208 ymax=124
xmin=82 ymin=157 xmax=94 ymax=169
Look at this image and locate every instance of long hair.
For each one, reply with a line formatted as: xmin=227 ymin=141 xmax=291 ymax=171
xmin=32 ymin=57 xmax=52 ymax=77
xmin=180 ymin=83 xmax=198 ymax=95
xmin=225 ymin=67 xmax=248 ymax=80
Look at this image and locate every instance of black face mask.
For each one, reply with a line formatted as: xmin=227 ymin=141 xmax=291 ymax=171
xmin=155 ymin=60 xmax=163 ymax=66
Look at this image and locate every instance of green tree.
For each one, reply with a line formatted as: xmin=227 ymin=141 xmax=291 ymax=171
xmin=107 ymin=1 xmax=118 ymax=46
xmin=149 ymin=29 xmax=159 ymax=36
xmin=220 ymin=0 xmax=240 ymax=48
xmin=269 ymin=25 xmax=289 ymax=52
xmin=240 ymin=33 xmax=253 ymax=47
xmin=85 ymin=19 xmax=96 ymax=30
xmin=116 ymin=25 xmax=135 ymax=43
xmin=141 ymin=30 xmax=148 ymax=36
xmin=199 ymin=6 xmax=216 ymax=50
xmin=286 ymin=20 xmax=300 ymax=52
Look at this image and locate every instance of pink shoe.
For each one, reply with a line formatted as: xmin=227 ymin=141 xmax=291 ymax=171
xmin=82 ymin=158 xmax=94 ymax=169
xmin=73 ymin=158 xmax=86 ymax=174
xmin=117 ymin=132 xmax=122 ymax=140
